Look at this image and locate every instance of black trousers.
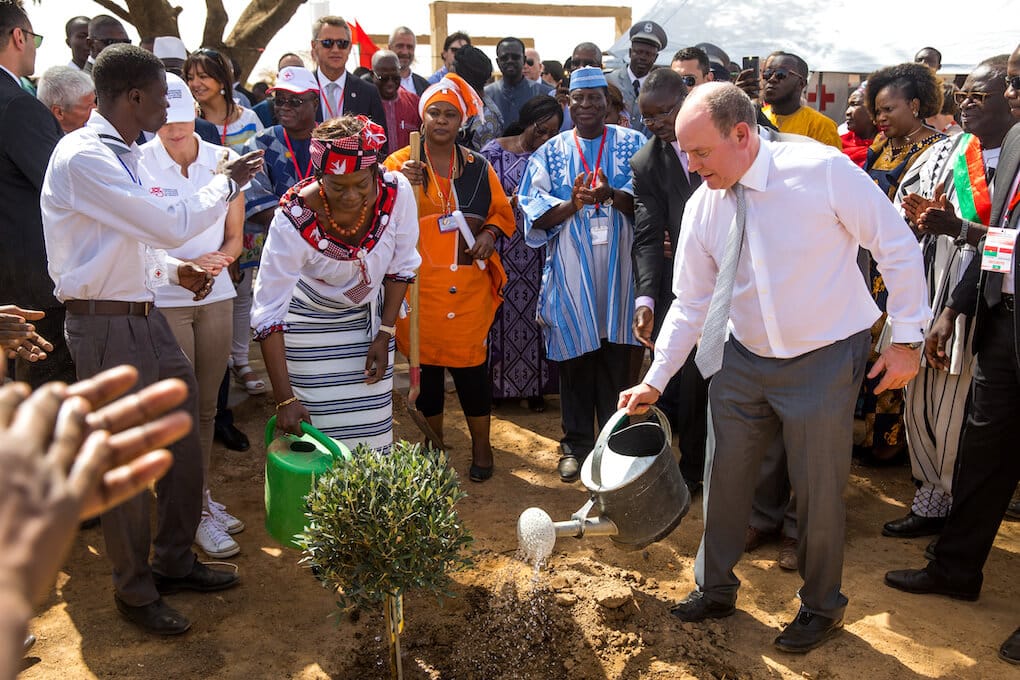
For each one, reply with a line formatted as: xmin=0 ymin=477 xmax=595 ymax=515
xmin=417 ymin=361 xmax=492 ymax=418
xmin=558 ymin=340 xmax=638 ymax=458
xmin=927 ymin=304 xmax=1020 ymax=591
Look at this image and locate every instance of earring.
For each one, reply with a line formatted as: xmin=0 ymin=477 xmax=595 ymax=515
xmin=220 ymin=88 xmax=226 ymax=95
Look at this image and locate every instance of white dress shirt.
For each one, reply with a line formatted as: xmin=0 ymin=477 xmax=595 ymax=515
xmin=316 ymin=68 xmax=347 ymax=118
xmin=644 ymin=137 xmax=930 ymax=392
xmin=42 ymin=110 xmax=235 ymax=303
xmin=400 ymin=73 xmax=416 ymax=94
xmin=138 ymin=133 xmax=239 ymax=308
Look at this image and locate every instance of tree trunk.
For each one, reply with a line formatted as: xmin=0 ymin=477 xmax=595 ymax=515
xmin=91 ymin=0 xmax=183 ymax=39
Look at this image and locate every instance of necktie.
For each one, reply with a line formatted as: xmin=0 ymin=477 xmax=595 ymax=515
xmin=695 ymin=184 xmax=747 ymax=378
xmin=325 ymin=82 xmax=340 ymax=115
xmin=633 ymin=78 xmax=641 ymax=98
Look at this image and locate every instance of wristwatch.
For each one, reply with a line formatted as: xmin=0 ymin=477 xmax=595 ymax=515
xmin=601 ymin=187 xmax=614 ymax=207
xmin=892 ymin=341 xmax=923 ymax=350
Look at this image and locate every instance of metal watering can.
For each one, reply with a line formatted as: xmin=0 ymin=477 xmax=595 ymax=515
xmin=520 ymin=407 xmax=691 ymax=554
xmin=264 ymin=416 xmax=351 ymax=548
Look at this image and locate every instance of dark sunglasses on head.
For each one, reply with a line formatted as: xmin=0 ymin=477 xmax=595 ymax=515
xmin=315 ymin=38 xmax=351 ymax=50
xmin=92 ymin=36 xmax=131 ymax=47
xmin=274 ymin=94 xmax=315 ymax=108
xmin=12 ymin=27 xmax=42 ymax=48
xmin=679 ymin=74 xmax=697 ymax=88
xmin=762 ymin=67 xmax=804 ymax=82
xmin=954 ymin=90 xmax=997 ymax=105
xmin=374 ymin=72 xmax=401 ymax=83
xmin=1005 ymin=75 xmax=1020 ymax=91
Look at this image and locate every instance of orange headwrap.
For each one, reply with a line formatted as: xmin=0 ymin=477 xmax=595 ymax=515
xmin=418 ymin=73 xmax=483 ymax=121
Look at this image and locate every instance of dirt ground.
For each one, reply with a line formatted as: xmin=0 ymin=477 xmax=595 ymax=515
xmin=20 ymin=351 xmax=1020 ymax=680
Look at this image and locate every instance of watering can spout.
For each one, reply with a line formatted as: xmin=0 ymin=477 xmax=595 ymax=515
xmin=553 ymin=515 xmax=619 ymax=539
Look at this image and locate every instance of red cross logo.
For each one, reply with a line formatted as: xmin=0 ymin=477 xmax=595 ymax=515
xmin=807 ymin=84 xmax=836 ymax=108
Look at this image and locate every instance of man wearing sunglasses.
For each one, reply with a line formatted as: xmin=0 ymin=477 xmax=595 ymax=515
xmin=760 ymin=51 xmax=841 ymax=149
xmin=485 ymin=36 xmax=547 ymax=128
xmin=0 ymin=0 xmax=69 ymax=389
xmin=83 ymin=14 xmax=129 ymax=75
xmin=671 ymin=46 xmax=714 ymax=89
xmin=371 ymin=50 xmax=420 ymax=151
xmin=310 ymin=15 xmax=386 ymax=153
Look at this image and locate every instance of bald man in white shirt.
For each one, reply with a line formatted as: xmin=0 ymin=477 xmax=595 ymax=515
xmin=620 ymin=83 xmax=930 ymax=653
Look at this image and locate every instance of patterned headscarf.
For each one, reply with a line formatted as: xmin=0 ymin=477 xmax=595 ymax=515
xmin=310 ymin=115 xmax=387 ymax=175
xmin=418 ymin=73 xmax=483 ymax=121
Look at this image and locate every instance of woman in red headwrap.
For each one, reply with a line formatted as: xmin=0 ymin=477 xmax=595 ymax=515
xmin=251 ymin=115 xmax=421 ymax=453
xmin=384 ymin=74 xmax=515 ymax=482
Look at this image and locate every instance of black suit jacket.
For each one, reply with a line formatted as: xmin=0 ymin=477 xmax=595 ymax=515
xmin=630 ymin=135 xmax=700 ymax=323
xmin=948 ymin=123 xmax=1020 ymax=358
xmin=0 ymin=70 xmax=63 ymax=307
xmin=410 ymin=72 xmax=429 ymax=97
xmin=315 ymin=69 xmax=389 ymax=156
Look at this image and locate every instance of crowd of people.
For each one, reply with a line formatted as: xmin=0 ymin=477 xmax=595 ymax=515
xmin=1 ymin=0 xmax=1019 ymax=671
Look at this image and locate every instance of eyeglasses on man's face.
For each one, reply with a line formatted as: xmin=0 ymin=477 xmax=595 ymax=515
xmin=14 ymin=27 xmax=43 ymax=48
xmin=314 ymin=38 xmax=351 ymax=51
xmin=953 ymin=90 xmax=997 ymax=105
xmin=762 ymin=67 xmax=804 ymax=82
xmin=1004 ymin=75 xmax=1020 ymax=91
xmin=274 ymin=95 xmax=316 ymax=108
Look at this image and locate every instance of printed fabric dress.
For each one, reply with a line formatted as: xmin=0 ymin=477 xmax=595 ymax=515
xmin=479 ymin=139 xmax=558 ymax=400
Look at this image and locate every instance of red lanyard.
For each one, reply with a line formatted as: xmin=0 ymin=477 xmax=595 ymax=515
xmin=315 ymin=71 xmax=344 ymax=119
xmin=282 ymin=129 xmax=313 ymax=180
xmin=423 ymin=143 xmax=456 ymax=215
xmin=573 ymin=128 xmax=608 ymax=207
xmin=220 ymin=121 xmax=228 ymax=146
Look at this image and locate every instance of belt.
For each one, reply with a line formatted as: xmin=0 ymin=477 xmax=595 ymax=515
xmin=65 ymin=299 xmax=153 ymax=316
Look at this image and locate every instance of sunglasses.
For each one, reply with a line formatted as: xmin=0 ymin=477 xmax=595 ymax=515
xmin=315 ymin=38 xmax=351 ymax=50
xmin=643 ymin=102 xmax=681 ymax=125
xmin=679 ymin=74 xmax=697 ymax=88
xmin=373 ymin=72 xmax=401 ymax=83
xmin=1005 ymin=75 xmax=1020 ymax=91
xmin=274 ymin=95 xmax=315 ymax=108
xmin=91 ymin=36 xmax=131 ymax=47
xmin=762 ymin=67 xmax=804 ymax=82
xmin=12 ymin=27 xmax=43 ymax=48
xmin=525 ymin=58 xmax=535 ymax=67
xmin=953 ymin=90 xmax=997 ymax=105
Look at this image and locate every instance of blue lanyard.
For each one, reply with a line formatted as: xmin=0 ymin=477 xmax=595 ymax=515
xmin=118 ymin=156 xmax=142 ymax=187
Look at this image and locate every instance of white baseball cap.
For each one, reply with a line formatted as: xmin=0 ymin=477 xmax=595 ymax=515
xmin=153 ymin=36 xmax=188 ymax=62
xmin=268 ymin=66 xmax=319 ymax=95
xmin=165 ymin=72 xmax=197 ymax=124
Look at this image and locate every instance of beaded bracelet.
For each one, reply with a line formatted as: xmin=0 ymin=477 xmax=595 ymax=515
xmin=276 ymin=396 xmax=298 ymax=410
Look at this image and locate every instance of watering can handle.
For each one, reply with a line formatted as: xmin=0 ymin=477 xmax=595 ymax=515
xmin=264 ymin=415 xmax=347 ymax=461
xmin=590 ymin=406 xmax=672 ymax=489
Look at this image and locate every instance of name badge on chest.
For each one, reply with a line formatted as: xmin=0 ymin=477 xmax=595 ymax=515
xmin=587 ymin=207 xmax=610 ymax=246
xmin=981 ymin=227 xmax=1018 ymax=273
xmin=438 ymin=214 xmax=459 ymax=233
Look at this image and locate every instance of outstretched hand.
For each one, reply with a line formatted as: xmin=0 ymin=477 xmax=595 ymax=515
xmin=0 ymin=305 xmax=52 ymax=365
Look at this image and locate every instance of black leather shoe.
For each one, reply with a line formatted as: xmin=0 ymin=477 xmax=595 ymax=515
xmin=882 ymin=512 xmax=945 ymax=538
xmin=214 ymin=421 xmax=250 ymax=451
xmin=154 ymin=560 xmax=240 ymax=595
xmin=774 ymin=609 xmax=843 ymax=653
xmin=115 ymin=596 xmax=191 ymax=635
xmin=669 ymin=590 xmax=736 ymax=622
xmin=1000 ymin=627 xmax=1020 ymax=665
xmin=884 ymin=568 xmax=979 ymax=601
xmin=558 ymin=455 xmax=580 ymax=483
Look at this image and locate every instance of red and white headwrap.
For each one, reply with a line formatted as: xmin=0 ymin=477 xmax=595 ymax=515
xmin=310 ymin=115 xmax=388 ymax=175
xmin=418 ymin=73 xmax=483 ymax=121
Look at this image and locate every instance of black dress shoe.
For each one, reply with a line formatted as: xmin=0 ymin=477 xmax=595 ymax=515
xmin=669 ymin=590 xmax=736 ymax=622
xmin=882 ymin=512 xmax=945 ymax=538
xmin=154 ymin=560 xmax=240 ymax=595
xmin=1000 ymin=627 xmax=1020 ymax=665
xmin=214 ymin=421 xmax=250 ymax=451
xmin=558 ymin=455 xmax=580 ymax=483
xmin=884 ymin=568 xmax=979 ymax=601
xmin=115 ymin=596 xmax=191 ymax=635
xmin=774 ymin=609 xmax=843 ymax=653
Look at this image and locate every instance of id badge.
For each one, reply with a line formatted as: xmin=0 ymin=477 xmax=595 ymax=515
xmin=144 ymin=247 xmax=169 ymax=289
xmin=981 ymin=227 xmax=1018 ymax=273
xmin=438 ymin=214 xmax=458 ymax=233
xmin=587 ymin=208 xmax=610 ymax=246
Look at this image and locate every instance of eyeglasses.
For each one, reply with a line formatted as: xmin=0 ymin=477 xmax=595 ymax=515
xmin=1005 ymin=75 xmax=1020 ymax=91
xmin=679 ymin=74 xmax=697 ymax=88
xmin=11 ymin=27 xmax=43 ymax=48
xmin=953 ymin=90 xmax=997 ymax=105
xmin=762 ymin=67 xmax=804 ymax=82
xmin=314 ymin=38 xmax=351 ymax=50
xmin=643 ymin=103 xmax=681 ymax=125
xmin=91 ymin=36 xmax=131 ymax=47
xmin=525 ymin=58 xmax=535 ymax=67
xmin=373 ymin=72 xmax=401 ymax=83
xmin=274 ymin=95 xmax=315 ymax=108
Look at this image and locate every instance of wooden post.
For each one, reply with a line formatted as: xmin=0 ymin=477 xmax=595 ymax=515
xmin=429 ymin=2 xmax=447 ymax=73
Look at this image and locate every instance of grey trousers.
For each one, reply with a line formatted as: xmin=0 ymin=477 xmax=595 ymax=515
xmin=65 ymin=309 xmax=202 ymax=606
xmin=694 ymin=330 xmax=870 ymax=619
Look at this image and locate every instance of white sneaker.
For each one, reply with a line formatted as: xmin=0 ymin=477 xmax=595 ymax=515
xmin=207 ymin=495 xmax=245 ymax=535
xmin=195 ymin=512 xmax=240 ymax=558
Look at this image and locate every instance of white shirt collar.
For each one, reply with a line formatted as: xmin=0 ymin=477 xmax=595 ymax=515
xmin=317 ymin=68 xmax=347 ymax=89
xmin=86 ymin=109 xmax=137 ymax=154
xmin=627 ymin=66 xmax=647 ymax=86
xmin=738 ymin=137 xmax=773 ymax=193
xmin=0 ymin=65 xmax=19 ymax=84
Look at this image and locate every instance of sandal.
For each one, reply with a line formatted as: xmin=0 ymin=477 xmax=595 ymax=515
xmin=229 ymin=360 xmax=267 ymax=395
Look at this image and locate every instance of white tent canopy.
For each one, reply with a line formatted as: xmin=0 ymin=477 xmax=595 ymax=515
xmin=608 ymin=0 xmax=1019 ymax=74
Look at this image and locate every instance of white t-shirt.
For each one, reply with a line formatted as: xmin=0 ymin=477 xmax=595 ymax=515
xmin=139 ymin=133 xmax=239 ymax=308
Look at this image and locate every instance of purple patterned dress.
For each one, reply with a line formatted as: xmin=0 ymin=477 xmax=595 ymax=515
xmin=480 ymin=139 xmax=559 ymax=399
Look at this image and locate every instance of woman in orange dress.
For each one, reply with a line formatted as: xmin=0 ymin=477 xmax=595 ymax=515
xmin=384 ymin=74 xmax=514 ymax=482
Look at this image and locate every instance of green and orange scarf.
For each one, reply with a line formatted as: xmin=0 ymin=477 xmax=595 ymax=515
xmin=952 ymin=133 xmax=992 ymax=225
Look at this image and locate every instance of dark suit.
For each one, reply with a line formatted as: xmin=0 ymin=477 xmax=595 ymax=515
xmin=314 ymin=69 xmax=388 ymax=156
xmin=0 ymin=69 xmax=71 ymax=386
xmin=409 ymin=72 xmax=429 ymax=97
xmin=630 ymin=135 xmax=706 ymax=483
xmin=927 ymin=123 xmax=1020 ymax=591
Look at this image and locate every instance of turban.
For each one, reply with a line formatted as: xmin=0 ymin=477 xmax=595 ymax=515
xmin=310 ymin=115 xmax=387 ymax=175
xmin=418 ymin=73 xmax=483 ymax=121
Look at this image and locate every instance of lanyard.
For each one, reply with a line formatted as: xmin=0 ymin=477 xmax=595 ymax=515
xmin=423 ymin=143 xmax=457 ymax=215
xmin=282 ymin=129 xmax=313 ymax=181
xmin=315 ymin=71 xmax=343 ymax=119
xmin=573 ymin=128 xmax=608 ymax=207
xmin=117 ymin=156 xmax=142 ymax=187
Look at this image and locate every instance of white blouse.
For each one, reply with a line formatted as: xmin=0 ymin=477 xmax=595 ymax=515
xmin=250 ymin=170 xmax=421 ymax=338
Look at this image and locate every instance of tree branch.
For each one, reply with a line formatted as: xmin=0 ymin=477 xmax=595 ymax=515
xmin=202 ymin=0 xmax=229 ymax=49
xmin=91 ymin=0 xmax=133 ymax=24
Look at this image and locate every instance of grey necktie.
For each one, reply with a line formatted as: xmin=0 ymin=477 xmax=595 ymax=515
xmin=325 ymin=82 xmax=340 ymax=115
xmin=695 ymin=183 xmax=747 ymax=378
